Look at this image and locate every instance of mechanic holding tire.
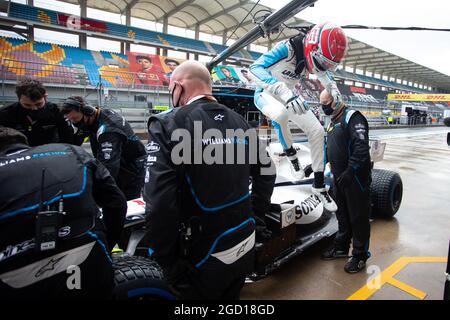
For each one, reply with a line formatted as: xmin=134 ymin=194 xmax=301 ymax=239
xmin=144 ymin=61 xmax=276 ymax=299
xmin=59 ymin=96 xmax=146 ymax=200
xmin=0 ymin=127 xmax=127 ymax=299
xmin=319 ymin=90 xmax=372 ymax=273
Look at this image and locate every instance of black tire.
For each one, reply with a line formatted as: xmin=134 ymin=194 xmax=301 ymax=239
xmin=112 ymin=255 xmax=174 ymax=300
xmin=444 ymin=117 xmax=450 ymax=127
xmin=370 ymin=169 xmax=403 ymax=218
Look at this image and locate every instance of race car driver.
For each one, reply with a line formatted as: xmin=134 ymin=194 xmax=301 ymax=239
xmin=144 ymin=61 xmax=276 ymax=299
xmin=0 ymin=79 xmax=78 ymax=146
xmin=0 ymin=126 xmax=127 ymax=299
xmin=319 ymin=90 xmax=372 ymax=273
xmin=249 ymin=22 xmax=348 ymax=212
xmin=60 ymin=97 xmax=146 ymax=200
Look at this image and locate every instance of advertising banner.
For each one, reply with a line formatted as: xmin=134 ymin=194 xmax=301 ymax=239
xmin=387 ymin=94 xmax=450 ymax=101
xmin=127 ymin=52 xmax=169 ymax=86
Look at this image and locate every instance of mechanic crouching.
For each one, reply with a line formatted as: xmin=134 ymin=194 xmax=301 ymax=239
xmin=0 ymin=79 xmax=78 ymax=146
xmin=0 ymin=127 xmax=127 ymax=299
xmin=320 ymin=90 xmax=372 ymax=273
xmin=144 ymin=61 xmax=276 ymax=299
xmin=59 ymin=97 xmax=146 ymax=200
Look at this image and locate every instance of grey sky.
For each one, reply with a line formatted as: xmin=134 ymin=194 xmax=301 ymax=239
xmin=261 ymin=0 xmax=450 ymax=76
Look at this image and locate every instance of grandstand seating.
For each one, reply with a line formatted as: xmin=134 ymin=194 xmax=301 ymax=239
xmin=0 ymin=36 xmax=425 ymax=100
xmin=3 ymin=2 xmax=432 ymax=94
xmin=334 ymin=69 xmax=427 ymax=93
xmin=8 ymin=2 xmax=256 ymax=61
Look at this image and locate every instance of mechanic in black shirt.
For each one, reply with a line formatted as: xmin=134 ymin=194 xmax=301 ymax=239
xmin=0 ymin=126 xmax=127 ymax=299
xmin=59 ymin=97 xmax=146 ymax=200
xmin=144 ymin=61 xmax=275 ymax=299
xmin=0 ymin=79 xmax=77 ymax=146
xmin=319 ymin=90 xmax=372 ymax=273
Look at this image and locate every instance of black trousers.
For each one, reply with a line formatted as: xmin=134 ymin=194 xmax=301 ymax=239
xmin=118 ymin=167 xmax=144 ymax=200
xmin=170 ymin=250 xmax=254 ymax=300
xmin=332 ymin=174 xmax=371 ymax=258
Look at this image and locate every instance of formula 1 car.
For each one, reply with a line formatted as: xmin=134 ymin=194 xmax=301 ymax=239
xmin=112 ymin=139 xmax=403 ymax=300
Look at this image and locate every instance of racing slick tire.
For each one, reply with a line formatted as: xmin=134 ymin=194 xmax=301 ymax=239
xmin=443 ymin=117 xmax=450 ymax=127
xmin=370 ymin=169 xmax=403 ymax=218
xmin=112 ymin=255 xmax=174 ymax=300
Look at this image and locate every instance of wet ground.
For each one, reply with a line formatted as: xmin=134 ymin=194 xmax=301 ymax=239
xmin=241 ymin=126 xmax=450 ymax=300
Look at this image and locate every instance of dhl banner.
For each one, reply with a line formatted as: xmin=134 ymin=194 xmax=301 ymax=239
xmin=387 ymin=93 xmax=450 ymax=101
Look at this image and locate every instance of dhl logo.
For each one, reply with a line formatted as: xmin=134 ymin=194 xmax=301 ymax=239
xmin=388 ymin=93 xmax=450 ymax=101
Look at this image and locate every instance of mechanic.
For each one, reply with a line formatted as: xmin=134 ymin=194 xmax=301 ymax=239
xmin=59 ymin=96 xmax=146 ymax=200
xmin=0 ymin=79 xmax=78 ymax=146
xmin=249 ymin=22 xmax=349 ymax=213
xmin=319 ymin=90 xmax=372 ymax=273
xmin=0 ymin=126 xmax=127 ymax=299
xmin=144 ymin=61 xmax=276 ymax=299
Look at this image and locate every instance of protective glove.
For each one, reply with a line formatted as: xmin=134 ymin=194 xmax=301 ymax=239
xmin=332 ymin=92 xmax=343 ymax=108
xmin=256 ymin=225 xmax=273 ymax=243
xmin=286 ymin=96 xmax=309 ymax=115
xmin=336 ymin=167 xmax=354 ymax=189
xmin=253 ymin=214 xmax=272 ymax=243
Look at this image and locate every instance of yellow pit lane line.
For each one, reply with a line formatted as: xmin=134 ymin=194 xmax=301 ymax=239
xmin=347 ymin=256 xmax=448 ymax=300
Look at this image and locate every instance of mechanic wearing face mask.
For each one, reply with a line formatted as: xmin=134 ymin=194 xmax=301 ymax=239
xmin=144 ymin=61 xmax=276 ymax=299
xmin=0 ymin=79 xmax=77 ymax=146
xmin=59 ymin=96 xmax=146 ymax=200
xmin=319 ymin=89 xmax=372 ymax=273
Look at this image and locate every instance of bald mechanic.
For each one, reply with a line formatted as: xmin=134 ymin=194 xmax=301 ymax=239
xmin=320 ymin=90 xmax=371 ymax=273
xmin=144 ymin=61 xmax=275 ymax=299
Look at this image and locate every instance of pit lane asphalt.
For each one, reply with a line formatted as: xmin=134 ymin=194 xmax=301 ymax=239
xmin=241 ymin=126 xmax=450 ymax=300
xmin=82 ymin=126 xmax=450 ymax=299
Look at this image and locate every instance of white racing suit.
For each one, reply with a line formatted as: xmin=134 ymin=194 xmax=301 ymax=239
xmin=249 ymin=39 xmax=341 ymax=173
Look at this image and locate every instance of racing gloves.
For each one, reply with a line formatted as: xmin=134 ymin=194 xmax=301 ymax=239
xmin=316 ymin=70 xmax=343 ymax=108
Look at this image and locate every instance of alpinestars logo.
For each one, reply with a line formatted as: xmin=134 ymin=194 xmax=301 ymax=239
xmin=236 ymin=241 xmax=249 ymax=258
xmin=35 ymin=255 xmax=67 ymax=278
xmin=214 ymin=114 xmax=225 ymax=121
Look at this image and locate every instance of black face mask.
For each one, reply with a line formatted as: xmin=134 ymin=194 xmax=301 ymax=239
xmin=322 ymin=103 xmax=334 ymax=116
xmin=72 ymin=116 xmax=91 ymax=132
xmin=22 ymin=105 xmax=45 ymax=118
xmin=170 ymin=83 xmax=183 ymax=108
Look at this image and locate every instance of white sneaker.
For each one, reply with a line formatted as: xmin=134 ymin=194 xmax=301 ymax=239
xmin=289 ymin=158 xmax=305 ymax=180
xmin=312 ymin=186 xmax=338 ymax=212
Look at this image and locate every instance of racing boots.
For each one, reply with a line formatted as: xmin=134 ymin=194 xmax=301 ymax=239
xmin=285 ymin=147 xmax=305 ymax=180
xmin=312 ymin=186 xmax=338 ymax=212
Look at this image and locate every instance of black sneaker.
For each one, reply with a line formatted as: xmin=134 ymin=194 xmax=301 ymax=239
xmin=344 ymin=256 xmax=367 ymax=273
xmin=321 ymin=246 xmax=349 ymax=260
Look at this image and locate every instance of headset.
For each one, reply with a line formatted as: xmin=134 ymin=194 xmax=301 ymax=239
xmin=62 ymin=97 xmax=96 ymax=117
